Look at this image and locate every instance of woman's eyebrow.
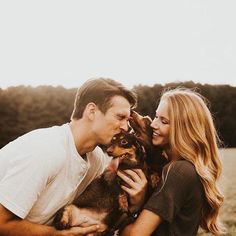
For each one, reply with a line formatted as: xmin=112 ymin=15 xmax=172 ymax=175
xmin=156 ymin=113 xmax=169 ymax=121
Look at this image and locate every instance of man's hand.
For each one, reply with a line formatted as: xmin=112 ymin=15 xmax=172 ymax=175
xmin=0 ymin=203 xmax=102 ymax=236
xmin=59 ymin=224 xmax=101 ymax=236
xmin=117 ymin=169 xmax=147 ymax=213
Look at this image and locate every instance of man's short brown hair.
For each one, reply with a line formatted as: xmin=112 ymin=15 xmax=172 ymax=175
xmin=71 ymin=78 xmax=137 ymax=120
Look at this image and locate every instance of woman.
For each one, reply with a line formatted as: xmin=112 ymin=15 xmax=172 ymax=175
xmin=120 ymin=88 xmax=225 ymax=236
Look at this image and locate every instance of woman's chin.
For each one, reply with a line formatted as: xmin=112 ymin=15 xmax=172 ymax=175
xmin=152 ymin=138 xmax=161 ymax=146
xmin=152 ymin=141 xmax=167 ymax=148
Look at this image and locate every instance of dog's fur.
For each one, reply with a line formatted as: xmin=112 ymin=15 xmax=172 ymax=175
xmin=129 ymin=110 xmax=168 ymax=176
xmin=53 ymin=111 xmax=167 ymax=235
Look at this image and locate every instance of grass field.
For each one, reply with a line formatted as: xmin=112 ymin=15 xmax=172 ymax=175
xmin=198 ymin=148 xmax=236 ymax=236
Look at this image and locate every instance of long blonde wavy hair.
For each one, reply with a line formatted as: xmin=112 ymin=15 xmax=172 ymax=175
xmin=161 ymin=87 xmax=225 ymax=235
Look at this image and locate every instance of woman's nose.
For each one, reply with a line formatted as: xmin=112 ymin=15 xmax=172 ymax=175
xmin=151 ymin=118 xmax=158 ymax=129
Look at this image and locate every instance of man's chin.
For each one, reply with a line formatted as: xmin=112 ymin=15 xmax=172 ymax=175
xmin=100 ymin=138 xmax=112 ymax=147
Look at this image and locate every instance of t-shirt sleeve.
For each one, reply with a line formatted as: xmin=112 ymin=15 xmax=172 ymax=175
xmin=144 ymin=161 xmax=198 ymax=223
xmin=0 ymin=148 xmax=55 ymax=219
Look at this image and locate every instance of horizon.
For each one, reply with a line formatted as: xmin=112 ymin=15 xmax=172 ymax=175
xmin=1 ymin=79 xmax=236 ymax=90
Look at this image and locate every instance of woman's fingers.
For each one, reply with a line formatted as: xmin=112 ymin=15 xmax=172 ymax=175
xmin=117 ymin=169 xmax=148 ymax=212
xmin=117 ymin=169 xmax=147 ymax=188
xmin=117 ymin=170 xmax=136 ymax=188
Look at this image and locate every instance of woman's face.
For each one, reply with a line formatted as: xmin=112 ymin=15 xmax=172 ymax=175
xmin=150 ymin=99 xmax=170 ymax=147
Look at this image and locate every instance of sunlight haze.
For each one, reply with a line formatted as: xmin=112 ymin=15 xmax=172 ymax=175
xmin=0 ymin=0 xmax=235 ymax=89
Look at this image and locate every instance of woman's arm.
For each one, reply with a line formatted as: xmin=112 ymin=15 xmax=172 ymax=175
xmin=120 ymin=209 xmax=162 ymax=236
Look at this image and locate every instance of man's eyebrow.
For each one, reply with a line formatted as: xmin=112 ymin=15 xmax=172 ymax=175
xmin=117 ymin=113 xmax=129 ymax=119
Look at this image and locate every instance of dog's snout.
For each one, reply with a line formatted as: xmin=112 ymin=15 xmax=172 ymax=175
xmin=106 ymin=146 xmax=114 ymax=155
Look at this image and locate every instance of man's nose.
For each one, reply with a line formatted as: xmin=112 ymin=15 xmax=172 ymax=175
xmin=120 ymin=120 xmax=129 ymax=131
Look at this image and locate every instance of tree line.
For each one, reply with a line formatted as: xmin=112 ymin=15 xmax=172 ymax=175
xmin=0 ymin=81 xmax=236 ymax=148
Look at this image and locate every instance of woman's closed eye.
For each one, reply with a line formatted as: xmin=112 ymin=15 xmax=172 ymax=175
xmin=155 ymin=115 xmax=169 ymax=125
xmin=161 ymin=118 xmax=169 ymax=125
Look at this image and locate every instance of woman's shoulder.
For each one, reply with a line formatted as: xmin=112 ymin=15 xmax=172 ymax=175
xmin=167 ymin=160 xmax=199 ymax=183
xmin=172 ymin=159 xmax=195 ymax=171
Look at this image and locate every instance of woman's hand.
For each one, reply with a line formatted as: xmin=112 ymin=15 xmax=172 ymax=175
xmin=117 ymin=169 xmax=148 ymax=213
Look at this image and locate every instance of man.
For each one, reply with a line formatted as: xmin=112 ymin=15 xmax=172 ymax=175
xmin=0 ymin=78 xmax=147 ymax=236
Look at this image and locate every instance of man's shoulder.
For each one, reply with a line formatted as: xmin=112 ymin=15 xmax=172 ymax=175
xmin=25 ymin=124 xmax=69 ymax=147
xmin=26 ymin=123 xmax=69 ymax=139
xmin=0 ymin=124 xmax=69 ymax=167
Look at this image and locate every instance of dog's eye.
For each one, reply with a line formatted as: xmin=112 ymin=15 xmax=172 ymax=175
xmin=120 ymin=139 xmax=128 ymax=145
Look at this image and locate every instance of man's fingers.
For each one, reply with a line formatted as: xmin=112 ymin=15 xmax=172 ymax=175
xmin=64 ymin=224 xmax=100 ymax=235
xmin=79 ymin=225 xmax=100 ymax=234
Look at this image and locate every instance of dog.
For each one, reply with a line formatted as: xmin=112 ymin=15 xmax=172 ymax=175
xmin=53 ymin=130 xmax=149 ymax=235
xmin=52 ymin=111 xmax=167 ymax=235
xmin=129 ymin=110 xmax=168 ymax=177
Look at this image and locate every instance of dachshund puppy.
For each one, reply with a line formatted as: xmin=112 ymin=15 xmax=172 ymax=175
xmin=53 ymin=111 xmax=167 ymax=235
xmin=53 ymin=130 xmax=147 ymax=235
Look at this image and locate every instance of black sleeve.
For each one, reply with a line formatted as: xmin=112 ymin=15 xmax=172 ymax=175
xmin=144 ymin=160 xmax=198 ymax=223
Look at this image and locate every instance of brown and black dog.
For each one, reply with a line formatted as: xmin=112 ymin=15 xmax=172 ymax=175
xmin=53 ymin=111 xmax=167 ymax=235
xmin=129 ymin=110 xmax=168 ymax=177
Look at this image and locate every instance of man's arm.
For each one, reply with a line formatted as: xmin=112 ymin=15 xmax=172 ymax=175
xmin=0 ymin=204 xmax=100 ymax=236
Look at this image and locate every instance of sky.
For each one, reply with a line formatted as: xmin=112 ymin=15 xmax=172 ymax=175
xmin=0 ymin=0 xmax=236 ymax=89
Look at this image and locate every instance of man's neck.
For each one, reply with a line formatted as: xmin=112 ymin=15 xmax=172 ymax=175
xmin=69 ymin=120 xmax=98 ymax=156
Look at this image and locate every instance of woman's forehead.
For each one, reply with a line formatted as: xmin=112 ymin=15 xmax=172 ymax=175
xmin=156 ymin=100 xmax=169 ymax=114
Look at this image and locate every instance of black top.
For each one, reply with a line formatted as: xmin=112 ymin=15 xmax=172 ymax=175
xmin=144 ymin=160 xmax=205 ymax=236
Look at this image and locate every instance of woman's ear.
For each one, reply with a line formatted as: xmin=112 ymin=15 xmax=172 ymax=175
xmin=84 ymin=102 xmax=97 ymax=120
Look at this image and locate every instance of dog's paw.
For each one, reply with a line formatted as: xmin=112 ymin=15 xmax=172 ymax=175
xmin=150 ymin=173 xmax=160 ymax=188
xmin=53 ymin=205 xmax=74 ymax=230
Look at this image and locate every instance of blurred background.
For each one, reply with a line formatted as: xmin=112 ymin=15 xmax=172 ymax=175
xmin=0 ymin=1 xmax=235 ymax=235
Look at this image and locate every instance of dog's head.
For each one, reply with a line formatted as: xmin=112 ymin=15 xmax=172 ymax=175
xmin=106 ymin=130 xmax=146 ymax=171
xmin=129 ymin=110 xmax=168 ymax=173
xmin=129 ymin=110 xmax=153 ymax=149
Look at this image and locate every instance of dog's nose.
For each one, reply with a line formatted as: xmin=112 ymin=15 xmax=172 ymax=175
xmin=106 ymin=146 xmax=114 ymax=155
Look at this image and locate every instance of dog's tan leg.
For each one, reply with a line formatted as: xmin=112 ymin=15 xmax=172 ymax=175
xmin=118 ymin=193 xmax=129 ymax=212
xmin=150 ymin=173 xmax=160 ymax=188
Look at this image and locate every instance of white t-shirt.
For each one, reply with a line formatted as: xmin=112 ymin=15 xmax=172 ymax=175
xmin=0 ymin=123 xmax=110 ymax=225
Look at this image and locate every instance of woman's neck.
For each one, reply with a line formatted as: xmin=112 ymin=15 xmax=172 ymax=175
xmin=165 ymin=149 xmax=179 ymax=162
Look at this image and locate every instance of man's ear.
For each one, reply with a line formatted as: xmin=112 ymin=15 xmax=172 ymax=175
xmin=83 ymin=102 xmax=97 ymax=120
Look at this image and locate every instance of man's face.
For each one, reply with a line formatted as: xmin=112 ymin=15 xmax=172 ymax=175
xmin=93 ymin=95 xmax=131 ymax=145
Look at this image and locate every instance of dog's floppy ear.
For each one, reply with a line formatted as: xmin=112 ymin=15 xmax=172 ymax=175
xmin=127 ymin=124 xmax=133 ymax=133
xmin=134 ymin=139 xmax=147 ymax=160
xmin=144 ymin=115 xmax=153 ymax=123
